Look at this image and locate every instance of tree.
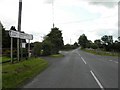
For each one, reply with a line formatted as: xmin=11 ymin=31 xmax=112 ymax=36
xmin=73 ymin=42 xmax=79 ymax=48
xmin=101 ymin=35 xmax=113 ymax=45
xmin=10 ymin=26 xmax=16 ymax=31
xmin=86 ymin=40 xmax=92 ymax=48
xmin=42 ymin=40 xmax=53 ymax=56
xmin=32 ymin=42 xmax=42 ymax=57
xmin=44 ymin=27 xmax=64 ymax=54
xmin=94 ymin=39 xmax=102 ymax=48
xmin=78 ymin=34 xmax=88 ymax=48
xmin=101 ymin=35 xmax=113 ymax=51
xmin=90 ymin=43 xmax=98 ymax=49
xmin=118 ymin=37 xmax=120 ymax=42
xmin=2 ymin=26 xmax=17 ymax=48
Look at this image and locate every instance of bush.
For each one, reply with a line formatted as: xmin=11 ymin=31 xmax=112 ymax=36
xmin=42 ymin=41 xmax=53 ymax=56
xmin=32 ymin=42 xmax=42 ymax=57
xmin=90 ymin=43 xmax=98 ymax=49
xmin=2 ymin=48 xmax=17 ymax=57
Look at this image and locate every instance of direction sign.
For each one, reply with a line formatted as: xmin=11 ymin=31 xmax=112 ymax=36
xmin=9 ymin=30 xmax=19 ymax=38
xmin=20 ymin=33 xmax=33 ymax=40
xmin=9 ymin=30 xmax=33 ymax=40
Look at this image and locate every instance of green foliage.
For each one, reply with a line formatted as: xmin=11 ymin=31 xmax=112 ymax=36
xmin=94 ymin=39 xmax=102 ymax=48
xmin=2 ymin=48 xmax=17 ymax=57
xmin=74 ymin=42 xmax=79 ymax=47
xmin=82 ymin=49 xmax=119 ymax=57
xmin=78 ymin=34 xmax=88 ymax=48
xmin=42 ymin=27 xmax=64 ymax=55
xmin=32 ymin=42 xmax=42 ymax=57
xmin=86 ymin=40 xmax=92 ymax=48
xmin=78 ymin=34 xmax=119 ymax=53
xmin=101 ymin=35 xmax=113 ymax=44
xmin=50 ymin=54 xmax=64 ymax=58
xmin=0 ymin=56 xmax=10 ymax=63
xmin=42 ymin=40 xmax=53 ymax=56
xmin=2 ymin=58 xmax=48 ymax=88
xmin=62 ymin=43 xmax=78 ymax=51
xmin=90 ymin=43 xmax=98 ymax=49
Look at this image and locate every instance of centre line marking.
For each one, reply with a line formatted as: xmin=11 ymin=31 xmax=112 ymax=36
xmin=81 ymin=57 xmax=87 ymax=64
xmin=90 ymin=70 xmax=104 ymax=90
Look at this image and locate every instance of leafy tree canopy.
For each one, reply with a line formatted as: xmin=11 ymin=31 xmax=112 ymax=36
xmin=78 ymin=34 xmax=88 ymax=48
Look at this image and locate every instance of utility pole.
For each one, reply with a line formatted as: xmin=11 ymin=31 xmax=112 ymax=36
xmin=70 ymin=38 xmax=71 ymax=45
xmin=17 ymin=0 xmax=22 ymax=61
xmin=52 ymin=0 xmax=55 ymax=28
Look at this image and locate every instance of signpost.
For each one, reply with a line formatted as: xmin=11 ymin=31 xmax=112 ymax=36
xmin=9 ymin=30 xmax=33 ymax=63
xmin=9 ymin=30 xmax=33 ymax=40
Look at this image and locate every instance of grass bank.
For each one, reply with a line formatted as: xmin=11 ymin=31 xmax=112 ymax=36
xmin=82 ymin=48 xmax=119 ymax=57
xmin=2 ymin=58 xmax=48 ymax=88
xmin=0 ymin=56 xmax=10 ymax=63
xmin=49 ymin=54 xmax=64 ymax=58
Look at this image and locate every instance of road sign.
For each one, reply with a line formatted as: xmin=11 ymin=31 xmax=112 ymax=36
xmin=20 ymin=33 xmax=33 ymax=40
xmin=9 ymin=30 xmax=19 ymax=38
xmin=9 ymin=30 xmax=33 ymax=40
xmin=22 ymin=43 xmax=26 ymax=48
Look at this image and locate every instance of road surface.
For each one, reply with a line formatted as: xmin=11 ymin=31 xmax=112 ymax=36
xmin=23 ymin=49 xmax=118 ymax=89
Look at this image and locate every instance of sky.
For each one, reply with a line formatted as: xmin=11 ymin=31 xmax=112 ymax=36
xmin=0 ymin=0 xmax=119 ymax=44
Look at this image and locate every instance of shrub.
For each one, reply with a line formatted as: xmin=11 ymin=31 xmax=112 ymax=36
xmin=42 ymin=41 xmax=53 ymax=56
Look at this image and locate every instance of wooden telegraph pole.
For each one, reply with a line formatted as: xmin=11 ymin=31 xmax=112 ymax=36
xmin=17 ymin=0 xmax=22 ymax=61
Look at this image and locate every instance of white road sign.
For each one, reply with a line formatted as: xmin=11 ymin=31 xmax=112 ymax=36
xmin=9 ymin=30 xmax=19 ymax=38
xmin=9 ymin=30 xmax=33 ymax=40
xmin=20 ymin=33 xmax=33 ymax=40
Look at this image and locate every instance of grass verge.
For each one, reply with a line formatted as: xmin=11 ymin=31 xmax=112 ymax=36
xmin=0 ymin=56 xmax=10 ymax=63
xmin=82 ymin=49 xmax=119 ymax=57
xmin=49 ymin=54 xmax=64 ymax=58
xmin=2 ymin=58 xmax=48 ymax=88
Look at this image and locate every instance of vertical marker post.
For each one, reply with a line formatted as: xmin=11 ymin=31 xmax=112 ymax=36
xmin=11 ymin=37 xmax=13 ymax=63
xmin=28 ymin=40 xmax=30 ymax=58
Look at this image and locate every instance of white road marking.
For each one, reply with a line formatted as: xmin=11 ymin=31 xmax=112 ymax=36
xmin=79 ymin=54 xmax=81 ymax=56
xmin=114 ymin=61 xmax=118 ymax=64
xmin=81 ymin=57 xmax=87 ymax=64
xmin=77 ymin=53 xmax=81 ymax=56
xmin=90 ymin=70 xmax=104 ymax=90
xmin=77 ymin=52 xmax=87 ymax=64
xmin=109 ymin=60 xmax=118 ymax=64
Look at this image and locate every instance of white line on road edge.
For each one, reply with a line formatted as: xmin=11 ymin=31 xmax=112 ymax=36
xmin=109 ymin=60 xmax=112 ymax=61
xmin=81 ymin=57 xmax=87 ymax=64
xmin=109 ymin=60 xmax=118 ymax=64
xmin=90 ymin=70 xmax=104 ymax=90
xmin=78 ymin=53 xmax=81 ymax=56
xmin=114 ymin=61 xmax=118 ymax=64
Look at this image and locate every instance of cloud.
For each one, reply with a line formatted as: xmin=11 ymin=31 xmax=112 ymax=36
xmin=90 ymin=2 xmax=117 ymax=8
xmin=0 ymin=0 xmax=118 ymax=44
xmin=81 ymin=0 xmax=119 ymax=8
xmin=44 ymin=0 xmax=54 ymax=4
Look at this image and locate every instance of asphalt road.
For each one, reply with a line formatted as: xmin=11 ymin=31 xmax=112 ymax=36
xmin=23 ymin=49 xmax=118 ymax=89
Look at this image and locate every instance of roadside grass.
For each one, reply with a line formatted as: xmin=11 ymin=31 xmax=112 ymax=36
xmin=49 ymin=54 xmax=64 ymax=58
xmin=0 ymin=56 xmax=10 ymax=63
xmin=2 ymin=57 xmax=48 ymax=88
xmin=82 ymin=49 xmax=119 ymax=57
xmin=60 ymin=49 xmax=75 ymax=51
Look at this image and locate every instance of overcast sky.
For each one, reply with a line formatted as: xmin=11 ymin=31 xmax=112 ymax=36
xmin=0 ymin=0 xmax=119 ymax=44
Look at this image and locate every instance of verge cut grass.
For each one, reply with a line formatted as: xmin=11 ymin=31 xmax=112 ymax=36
xmin=2 ymin=58 xmax=48 ymax=88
